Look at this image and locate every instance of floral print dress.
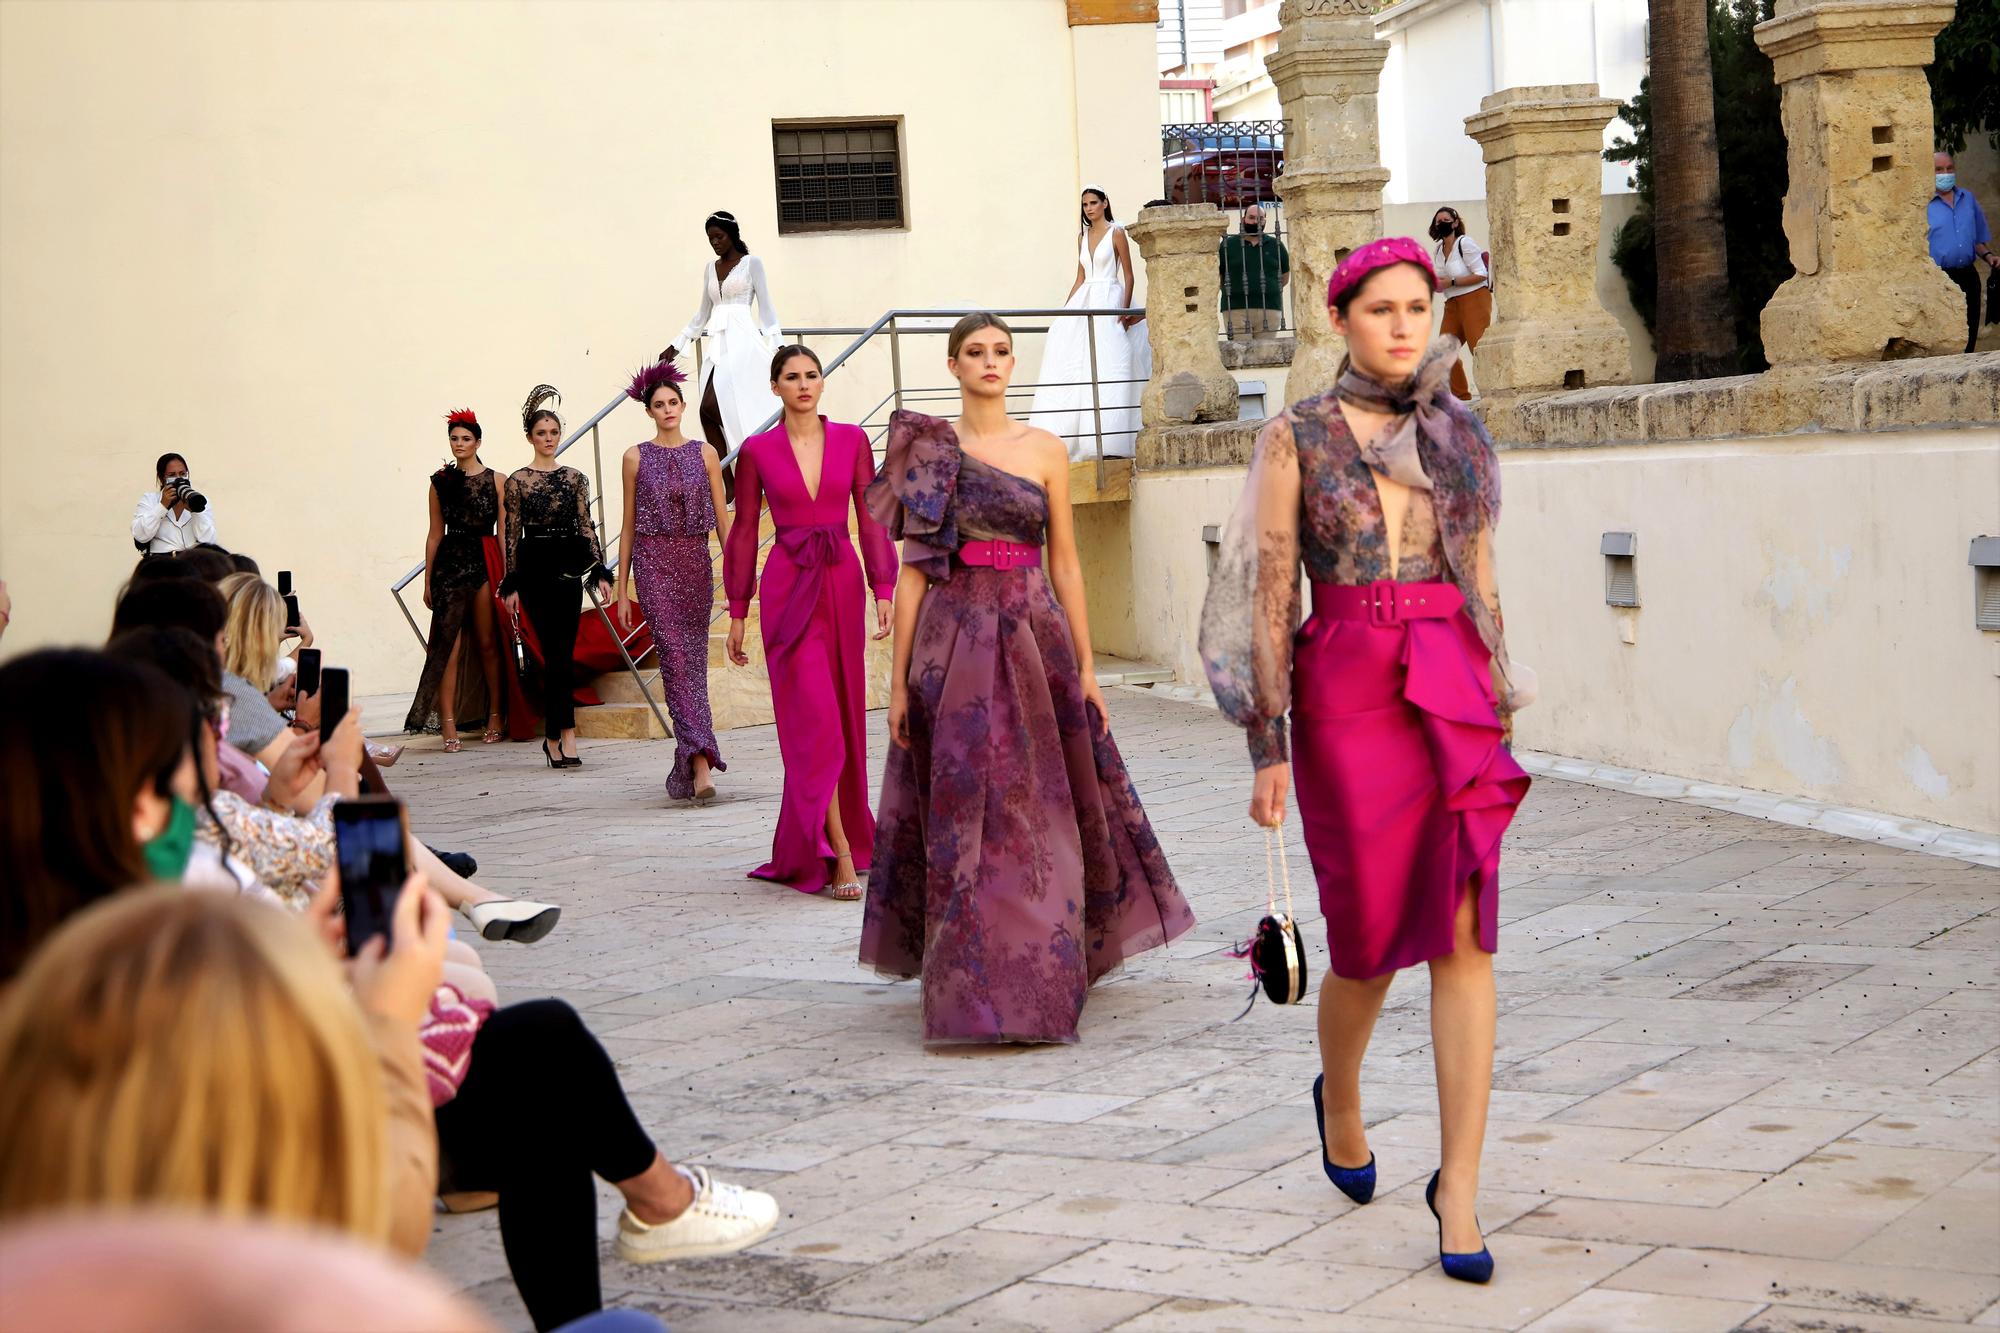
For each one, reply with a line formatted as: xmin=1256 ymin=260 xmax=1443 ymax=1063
xmin=859 ymin=410 xmax=1196 ymax=1045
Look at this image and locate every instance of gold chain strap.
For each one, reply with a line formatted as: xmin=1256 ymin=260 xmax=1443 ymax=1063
xmin=1264 ymin=824 xmax=1297 ymax=924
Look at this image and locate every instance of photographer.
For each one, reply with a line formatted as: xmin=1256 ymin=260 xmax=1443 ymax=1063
xmin=131 ymin=453 xmax=219 ymax=553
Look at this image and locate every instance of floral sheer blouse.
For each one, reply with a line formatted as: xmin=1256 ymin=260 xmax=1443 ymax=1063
xmin=196 ymin=791 xmax=340 ymax=910
xmin=1199 ymin=389 xmax=1510 ymax=770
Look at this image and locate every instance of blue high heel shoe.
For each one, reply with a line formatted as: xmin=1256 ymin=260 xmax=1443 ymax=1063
xmin=1310 ymin=1074 xmax=1376 ymax=1204
xmin=1425 ymin=1169 xmax=1494 ymax=1284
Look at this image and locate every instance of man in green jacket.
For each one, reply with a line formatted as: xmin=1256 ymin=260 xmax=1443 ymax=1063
xmin=1219 ymin=203 xmax=1289 ymax=339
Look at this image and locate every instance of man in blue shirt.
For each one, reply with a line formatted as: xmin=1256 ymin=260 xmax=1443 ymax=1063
xmin=1928 ymin=150 xmax=1996 ymax=353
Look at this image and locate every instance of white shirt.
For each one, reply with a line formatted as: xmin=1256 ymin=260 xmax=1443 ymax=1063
xmin=132 ymin=488 xmax=219 ymax=553
xmin=1437 ymin=234 xmax=1489 ymax=299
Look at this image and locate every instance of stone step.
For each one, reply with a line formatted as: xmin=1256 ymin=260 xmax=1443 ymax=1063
xmin=1095 ymin=655 xmax=1174 ymax=687
xmin=578 ymin=646 xmax=1167 ymax=740
xmin=574 ymin=700 xmax=670 ymax=740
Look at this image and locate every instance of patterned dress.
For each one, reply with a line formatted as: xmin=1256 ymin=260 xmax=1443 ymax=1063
xmin=630 ymin=441 xmax=724 ymax=799
xmin=1200 ymin=376 xmax=1529 ymax=979
xmin=860 ymin=411 xmax=1196 ymax=1045
xmin=405 ymin=465 xmax=501 ymax=734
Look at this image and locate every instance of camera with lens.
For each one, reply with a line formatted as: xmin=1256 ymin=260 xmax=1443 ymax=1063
xmin=167 ymin=476 xmax=208 ymax=513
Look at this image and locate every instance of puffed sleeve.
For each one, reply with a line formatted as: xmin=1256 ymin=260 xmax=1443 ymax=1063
xmin=674 ymin=262 xmax=715 ymax=349
xmin=849 ymin=425 xmax=897 ymax=601
xmin=748 ymin=255 xmax=780 ymax=335
xmin=1198 ymin=413 xmax=1302 ymax=770
xmin=722 ymin=439 xmax=764 ymax=618
xmin=864 ymin=410 xmax=961 ymax=583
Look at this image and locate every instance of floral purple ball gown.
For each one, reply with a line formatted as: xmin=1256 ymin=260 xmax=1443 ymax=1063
xmin=859 ymin=410 xmax=1195 ymax=1045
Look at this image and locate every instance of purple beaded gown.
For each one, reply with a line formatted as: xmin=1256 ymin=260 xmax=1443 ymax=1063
xmin=860 ymin=411 xmax=1195 ymax=1045
xmin=631 ymin=440 xmax=725 ymax=799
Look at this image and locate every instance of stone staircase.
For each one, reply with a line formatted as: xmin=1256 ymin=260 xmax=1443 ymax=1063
xmin=574 ymin=458 xmax=1155 ymax=741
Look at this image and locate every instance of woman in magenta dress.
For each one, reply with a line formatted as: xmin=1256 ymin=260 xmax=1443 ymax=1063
xmin=614 ymin=357 xmax=730 ymax=801
xmin=861 ymin=313 xmax=1195 ymax=1046
xmin=1200 ymin=238 xmax=1530 ymax=1284
xmin=722 ymin=346 xmax=896 ymax=899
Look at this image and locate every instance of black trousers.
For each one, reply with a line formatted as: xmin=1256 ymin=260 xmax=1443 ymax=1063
xmin=436 ymin=1000 xmax=659 ymax=1332
xmin=515 ymin=538 xmax=586 ymax=738
xmin=1945 ymin=264 xmax=1980 ymax=354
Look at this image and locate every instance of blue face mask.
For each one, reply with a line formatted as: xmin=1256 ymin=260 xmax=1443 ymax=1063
xmin=1937 ymin=173 xmax=1957 ymax=193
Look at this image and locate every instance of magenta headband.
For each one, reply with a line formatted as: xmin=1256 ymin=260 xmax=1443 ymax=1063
xmin=1326 ymin=236 xmax=1436 ymax=308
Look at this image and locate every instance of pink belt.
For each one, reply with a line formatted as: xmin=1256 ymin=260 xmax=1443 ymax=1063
xmin=1310 ymin=580 xmax=1462 ymax=625
xmin=956 ymin=539 xmax=1041 ymax=571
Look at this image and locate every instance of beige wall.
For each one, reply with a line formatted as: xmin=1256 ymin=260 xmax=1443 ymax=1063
xmin=1119 ymin=426 xmax=2000 ymax=831
xmin=0 ymin=0 xmax=1154 ymax=689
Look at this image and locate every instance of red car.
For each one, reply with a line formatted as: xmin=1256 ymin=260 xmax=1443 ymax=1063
xmin=1163 ymin=131 xmax=1285 ymax=209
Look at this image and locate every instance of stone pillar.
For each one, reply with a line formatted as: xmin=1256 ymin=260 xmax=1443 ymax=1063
xmin=1463 ymin=85 xmax=1633 ymax=395
xmin=1129 ymin=204 xmax=1239 ymax=427
xmin=1266 ymin=0 xmax=1392 ymax=400
xmin=1754 ymin=0 xmax=1962 ymax=363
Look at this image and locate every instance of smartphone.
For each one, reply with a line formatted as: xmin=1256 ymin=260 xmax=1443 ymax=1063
xmin=333 ymin=797 xmax=409 ymax=956
xmin=277 ymin=570 xmax=293 ymax=596
xmin=318 ymin=667 xmax=348 ymax=744
xmin=283 ymin=592 xmax=302 ymax=633
xmin=295 ymin=647 xmax=322 ymax=697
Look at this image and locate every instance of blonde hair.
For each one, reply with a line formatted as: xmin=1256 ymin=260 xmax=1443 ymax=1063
xmin=0 ymin=888 xmax=390 ymax=1242
xmin=219 ymin=572 xmax=285 ymax=690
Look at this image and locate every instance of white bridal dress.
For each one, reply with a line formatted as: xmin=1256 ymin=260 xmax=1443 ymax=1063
xmin=1031 ymin=225 xmax=1148 ymax=461
xmin=674 ymin=254 xmax=782 ymax=455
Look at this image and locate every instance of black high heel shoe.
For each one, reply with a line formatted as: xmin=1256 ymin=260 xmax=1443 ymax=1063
xmin=1425 ymin=1170 xmax=1494 ymax=1284
xmin=541 ymin=740 xmax=564 ymax=770
xmin=1311 ymin=1074 xmax=1376 ymax=1204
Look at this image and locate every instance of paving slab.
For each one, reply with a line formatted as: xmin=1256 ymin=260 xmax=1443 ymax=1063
xmin=385 ymin=688 xmax=1999 ymax=1330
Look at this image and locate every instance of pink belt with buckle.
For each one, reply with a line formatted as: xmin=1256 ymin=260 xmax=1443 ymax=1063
xmin=956 ymin=539 xmax=1042 ymax=571
xmin=1310 ymin=580 xmax=1463 ymax=624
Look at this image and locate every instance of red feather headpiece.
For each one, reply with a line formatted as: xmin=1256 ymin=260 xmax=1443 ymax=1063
xmin=445 ymin=408 xmax=479 ymax=427
xmin=626 ymin=355 xmax=688 ymax=405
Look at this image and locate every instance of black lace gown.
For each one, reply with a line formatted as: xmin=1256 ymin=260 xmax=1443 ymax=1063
xmin=404 ymin=466 xmax=502 ymax=734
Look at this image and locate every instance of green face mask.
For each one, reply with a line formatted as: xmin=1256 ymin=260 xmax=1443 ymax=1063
xmin=142 ymin=796 xmax=197 ymax=881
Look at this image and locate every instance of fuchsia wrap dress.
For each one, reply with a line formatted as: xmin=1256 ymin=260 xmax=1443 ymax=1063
xmin=1200 ymin=354 xmax=1529 ymax=980
xmin=722 ymin=419 xmax=898 ymax=892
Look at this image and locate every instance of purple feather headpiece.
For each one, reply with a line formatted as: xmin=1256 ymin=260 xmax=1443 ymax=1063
xmin=626 ymin=355 xmax=688 ymax=404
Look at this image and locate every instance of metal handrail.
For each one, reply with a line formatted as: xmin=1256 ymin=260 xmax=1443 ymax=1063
xmin=389 ymin=304 xmax=1141 ymax=657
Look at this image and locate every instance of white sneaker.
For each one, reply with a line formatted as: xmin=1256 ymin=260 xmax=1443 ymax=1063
xmin=614 ymin=1166 xmax=779 ymax=1263
xmin=462 ymin=899 xmax=560 ymax=944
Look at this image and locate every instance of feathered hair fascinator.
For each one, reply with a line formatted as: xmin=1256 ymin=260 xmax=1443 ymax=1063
xmin=626 ymin=354 xmax=688 ymax=406
xmin=521 ymin=384 xmax=562 ymax=434
xmin=445 ymin=408 xmax=478 ymax=427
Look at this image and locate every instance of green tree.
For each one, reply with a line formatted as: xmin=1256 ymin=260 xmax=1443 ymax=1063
xmin=1929 ymin=0 xmax=1998 ymax=152
xmin=1607 ymin=0 xmax=1790 ymax=373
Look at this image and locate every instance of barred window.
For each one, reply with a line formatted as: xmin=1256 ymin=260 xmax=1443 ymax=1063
xmin=773 ymin=121 xmax=905 ymax=235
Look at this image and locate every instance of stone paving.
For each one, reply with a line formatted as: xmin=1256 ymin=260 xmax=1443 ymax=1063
xmin=382 ymin=688 xmax=2000 ymax=1332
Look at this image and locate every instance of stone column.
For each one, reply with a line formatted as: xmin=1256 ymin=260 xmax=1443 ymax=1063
xmin=1463 ymin=85 xmax=1633 ymax=395
xmin=1129 ymin=204 xmax=1239 ymax=427
xmin=1754 ymin=0 xmax=1962 ymax=363
xmin=1266 ymin=0 xmax=1392 ymax=400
